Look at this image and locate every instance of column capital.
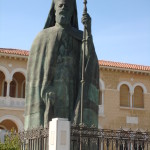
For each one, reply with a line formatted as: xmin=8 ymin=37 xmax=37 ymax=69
xmin=6 ymin=80 xmax=11 ymax=84
xmin=130 ymin=91 xmax=134 ymax=95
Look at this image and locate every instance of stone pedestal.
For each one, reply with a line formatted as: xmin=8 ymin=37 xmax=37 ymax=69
xmin=49 ymin=118 xmax=70 ymax=150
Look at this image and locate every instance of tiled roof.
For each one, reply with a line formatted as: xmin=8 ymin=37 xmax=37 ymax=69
xmin=99 ymin=60 xmax=150 ymax=71
xmin=0 ymin=48 xmax=150 ymax=72
xmin=0 ymin=48 xmax=29 ymax=56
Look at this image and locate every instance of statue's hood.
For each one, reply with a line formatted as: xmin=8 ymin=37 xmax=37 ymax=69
xmin=44 ymin=0 xmax=79 ymax=29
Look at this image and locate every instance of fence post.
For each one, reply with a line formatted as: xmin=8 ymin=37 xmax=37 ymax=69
xmin=49 ymin=118 xmax=70 ymax=150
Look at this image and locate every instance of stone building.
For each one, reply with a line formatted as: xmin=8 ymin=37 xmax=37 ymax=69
xmin=0 ymin=48 xmax=28 ymax=141
xmin=0 ymin=48 xmax=150 ymax=141
xmin=99 ymin=60 xmax=150 ymax=130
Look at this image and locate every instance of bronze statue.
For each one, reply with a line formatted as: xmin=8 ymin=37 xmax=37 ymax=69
xmin=24 ymin=0 xmax=99 ymax=130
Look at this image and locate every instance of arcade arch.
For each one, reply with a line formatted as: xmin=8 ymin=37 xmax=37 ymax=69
xmin=0 ymin=65 xmax=10 ymax=81
xmin=0 ymin=119 xmax=18 ymax=132
xmin=0 ymin=115 xmax=23 ymax=131
xmin=0 ymin=66 xmax=26 ymax=98
xmin=118 ymin=81 xmax=147 ymax=109
xmin=10 ymin=72 xmax=25 ymax=98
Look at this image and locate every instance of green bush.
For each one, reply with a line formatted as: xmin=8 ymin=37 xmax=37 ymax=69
xmin=0 ymin=129 xmax=21 ymax=150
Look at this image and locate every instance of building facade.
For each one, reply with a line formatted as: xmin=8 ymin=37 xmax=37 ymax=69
xmin=0 ymin=48 xmax=150 ymax=140
xmin=0 ymin=48 xmax=28 ymax=141
xmin=99 ymin=60 xmax=150 ymax=130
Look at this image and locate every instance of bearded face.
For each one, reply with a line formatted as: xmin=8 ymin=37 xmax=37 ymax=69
xmin=55 ymin=0 xmax=73 ymax=26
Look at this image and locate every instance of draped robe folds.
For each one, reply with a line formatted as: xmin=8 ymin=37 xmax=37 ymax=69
xmin=25 ymin=25 xmax=99 ymax=130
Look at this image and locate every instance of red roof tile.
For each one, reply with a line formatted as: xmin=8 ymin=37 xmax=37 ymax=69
xmin=0 ymin=48 xmax=150 ymax=72
xmin=99 ymin=60 xmax=150 ymax=71
xmin=0 ymin=48 xmax=29 ymax=56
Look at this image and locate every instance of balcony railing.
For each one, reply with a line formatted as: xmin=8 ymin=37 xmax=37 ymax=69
xmin=0 ymin=96 xmax=25 ymax=109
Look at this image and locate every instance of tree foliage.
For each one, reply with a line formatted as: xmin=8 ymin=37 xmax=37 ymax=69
xmin=0 ymin=129 xmax=21 ymax=150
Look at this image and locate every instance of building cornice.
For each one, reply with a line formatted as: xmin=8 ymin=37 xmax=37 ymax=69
xmin=100 ymin=66 xmax=150 ymax=75
xmin=0 ymin=53 xmax=28 ymax=61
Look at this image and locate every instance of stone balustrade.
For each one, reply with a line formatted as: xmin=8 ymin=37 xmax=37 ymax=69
xmin=0 ymin=96 xmax=25 ymax=109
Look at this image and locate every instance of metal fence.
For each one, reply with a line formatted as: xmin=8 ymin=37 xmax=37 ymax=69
xmin=19 ymin=126 xmax=49 ymax=150
xmin=71 ymin=124 xmax=150 ymax=150
xmin=19 ymin=124 xmax=150 ymax=150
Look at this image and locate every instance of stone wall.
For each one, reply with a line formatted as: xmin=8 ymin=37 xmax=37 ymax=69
xmin=99 ymin=67 xmax=150 ymax=130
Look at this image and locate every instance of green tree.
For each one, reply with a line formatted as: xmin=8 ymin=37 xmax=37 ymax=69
xmin=0 ymin=129 xmax=21 ymax=150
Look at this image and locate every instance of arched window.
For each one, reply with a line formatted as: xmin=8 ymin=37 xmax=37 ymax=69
xmin=12 ymin=72 xmax=25 ymax=98
xmin=0 ymin=119 xmax=18 ymax=132
xmin=9 ymin=80 xmax=17 ymax=97
xmin=133 ymin=86 xmax=144 ymax=108
xmin=120 ymin=84 xmax=130 ymax=107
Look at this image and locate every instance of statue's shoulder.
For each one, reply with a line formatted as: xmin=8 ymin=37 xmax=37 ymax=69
xmin=35 ymin=27 xmax=58 ymax=40
xmin=70 ymin=27 xmax=83 ymax=41
xmin=31 ymin=27 xmax=58 ymax=50
xmin=33 ymin=26 xmax=83 ymax=44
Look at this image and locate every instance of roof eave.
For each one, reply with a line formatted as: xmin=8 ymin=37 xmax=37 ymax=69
xmin=0 ymin=53 xmax=28 ymax=59
xmin=100 ymin=65 xmax=150 ymax=75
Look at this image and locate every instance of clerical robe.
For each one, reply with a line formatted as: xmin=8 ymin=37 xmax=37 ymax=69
xmin=25 ymin=25 xmax=99 ymax=130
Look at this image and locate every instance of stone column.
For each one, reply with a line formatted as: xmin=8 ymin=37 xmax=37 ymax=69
xmin=49 ymin=118 xmax=70 ymax=150
xmin=6 ymin=80 xmax=10 ymax=97
xmin=130 ymin=92 xmax=133 ymax=108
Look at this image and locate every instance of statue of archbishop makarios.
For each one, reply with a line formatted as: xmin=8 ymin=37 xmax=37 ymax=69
xmin=25 ymin=0 xmax=99 ymax=130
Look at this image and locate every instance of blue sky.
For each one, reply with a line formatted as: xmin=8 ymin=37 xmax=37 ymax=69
xmin=0 ymin=0 xmax=150 ymax=66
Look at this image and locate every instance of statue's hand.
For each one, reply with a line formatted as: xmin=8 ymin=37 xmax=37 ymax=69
xmin=82 ymin=13 xmax=91 ymax=36
xmin=45 ymin=92 xmax=55 ymax=105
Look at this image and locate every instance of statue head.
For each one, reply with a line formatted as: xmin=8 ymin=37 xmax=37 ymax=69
xmin=54 ymin=0 xmax=74 ymax=26
xmin=44 ymin=0 xmax=78 ymax=29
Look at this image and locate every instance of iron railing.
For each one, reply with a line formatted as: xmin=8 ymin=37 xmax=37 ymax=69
xmin=71 ymin=124 xmax=150 ymax=150
xmin=19 ymin=126 xmax=49 ymax=150
xmin=19 ymin=124 xmax=150 ymax=150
